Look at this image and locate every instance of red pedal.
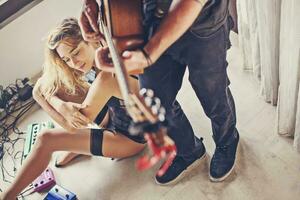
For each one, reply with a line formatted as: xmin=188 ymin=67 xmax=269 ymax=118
xmin=32 ymin=167 xmax=56 ymax=192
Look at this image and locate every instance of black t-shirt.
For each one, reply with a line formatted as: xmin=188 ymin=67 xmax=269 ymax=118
xmin=143 ymin=0 xmax=229 ymax=37
xmin=191 ymin=0 xmax=229 ymax=36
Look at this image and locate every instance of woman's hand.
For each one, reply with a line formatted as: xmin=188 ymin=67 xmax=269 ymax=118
xmin=59 ymin=102 xmax=92 ymax=129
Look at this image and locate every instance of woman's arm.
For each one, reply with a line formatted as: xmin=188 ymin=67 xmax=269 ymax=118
xmin=33 ymin=78 xmax=91 ymax=131
xmin=79 ymin=71 xmax=123 ymax=121
xmin=32 ymin=83 xmax=76 ymax=132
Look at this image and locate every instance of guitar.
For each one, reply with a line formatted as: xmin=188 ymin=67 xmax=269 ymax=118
xmin=98 ymin=0 xmax=176 ymax=176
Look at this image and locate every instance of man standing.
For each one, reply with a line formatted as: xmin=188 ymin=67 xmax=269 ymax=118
xmin=80 ymin=0 xmax=239 ymax=184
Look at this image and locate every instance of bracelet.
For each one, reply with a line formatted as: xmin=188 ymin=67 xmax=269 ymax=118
xmin=140 ymin=48 xmax=153 ymax=67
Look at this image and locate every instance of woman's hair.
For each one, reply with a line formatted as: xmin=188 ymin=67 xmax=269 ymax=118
xmin=41 ymin=17 xmax=89 ymax=99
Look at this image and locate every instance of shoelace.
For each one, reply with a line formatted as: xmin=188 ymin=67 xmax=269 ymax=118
xmin=215 ymin=146 xmax=229 ymax=158
xmin=167 ymin=156 xmax=185 ymax=172
xmin=211 ymin=146 xmax=229 ymax=169
xmin=216 ymin=145 xmax=228 ymax=151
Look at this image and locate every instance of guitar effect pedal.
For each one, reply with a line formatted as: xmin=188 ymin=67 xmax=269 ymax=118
xmin=32 ymin=167 xmax=56 ymax=192
xmin=44 ymin=185 xmax=76 ymax=200
xmin=22 ymin=121 xmax=55 ymax=162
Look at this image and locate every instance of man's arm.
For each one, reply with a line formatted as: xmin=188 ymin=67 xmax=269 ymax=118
xmin=144 ymin=0 xmax=207 ymax=62
xmin=94 ymin=0 xmax=207 ymax=73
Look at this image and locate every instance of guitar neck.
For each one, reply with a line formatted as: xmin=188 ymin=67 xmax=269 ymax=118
xmin=99 ymin=19 xmax=132 ymax=105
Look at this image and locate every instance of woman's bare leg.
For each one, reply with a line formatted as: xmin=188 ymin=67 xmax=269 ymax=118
xmin=55 ymin=114 xmax=109 ymax=167
xmin=102 ymin=132 xmax=145 ymax=158
xmin=52 ymin=88 xmax=89 ymax=167
xmin=0 ymin=128 xmax=145 ymax=199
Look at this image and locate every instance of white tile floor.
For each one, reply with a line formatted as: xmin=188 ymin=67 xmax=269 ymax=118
xmin=1 ymin=34 xmax=300 ymax=200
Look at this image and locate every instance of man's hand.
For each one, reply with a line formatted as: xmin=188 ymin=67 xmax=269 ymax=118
xmin=79 ymin=0 xmax=104 ymax=43
xmin=95 ymin=47 xmax=150 ymax=74
xmin=94 ymin=46 xmax=114 ymax=72
xmin=122 ymin=50 xmax=150 ymax=73
xmin=93 ymin=0 xmax=205 ymax=74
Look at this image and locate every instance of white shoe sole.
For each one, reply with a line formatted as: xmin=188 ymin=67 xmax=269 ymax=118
xmin=155 ymin=152 xmax=207 ymax=186
xmin=209 ymin=142 xmax=240 ymax=182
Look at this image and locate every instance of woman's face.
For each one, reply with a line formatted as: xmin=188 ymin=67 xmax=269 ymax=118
xmin=56 ymin=40 xmax=95 ymax=74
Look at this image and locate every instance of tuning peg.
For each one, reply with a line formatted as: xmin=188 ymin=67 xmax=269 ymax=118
xmin=158 ymin=107 xmax=166 ymax=115
xmin=140 ymin=89 xmax=154 ymax=98
xmin=144 ymin=96 xmax=153 ymax=107
xmin=139 ymin=88 xmax=154 ymax=98
xmin=158 ymin=107 xmax=166 ymax=122
xmin=151 ymin=105 xmax=159 ymax=115
xmin=153 ymin=97 xmax=161 ymax=107
xmin=146 ymin=89 xmax=154 ymax=98
xmin=139 ymin=88 xmax=147 ymax=97
xmin=158 ymin=113 xmax=165 ymax=122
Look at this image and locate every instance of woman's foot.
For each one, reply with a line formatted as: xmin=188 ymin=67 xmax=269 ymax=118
xmin=0 ymin=191 xmax=17 ymax=200
xmin=55 ymin=152 xmax=83 ymax=167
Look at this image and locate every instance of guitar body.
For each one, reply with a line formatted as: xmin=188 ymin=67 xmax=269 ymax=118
xmin=102 ymin=0 xmax=145 ymax=52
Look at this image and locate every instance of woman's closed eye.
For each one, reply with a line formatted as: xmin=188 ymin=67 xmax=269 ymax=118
xmin=63 ymin=58 xmax=70 ymax=63
xmin=62 ymin=50 xmax=80 ymax=64
xmin=71 ymin=49 xmax=80 ymax=57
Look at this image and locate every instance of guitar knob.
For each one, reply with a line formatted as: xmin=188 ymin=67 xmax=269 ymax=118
xmin=153 ymin=97 xmax=161 ymax=107
xmin=139 ymin=88 xmax=147 ymax=97
xmin=144 ymin=96 xmax=153 ymax=107
xmin=146 ymin=89 xmax=154 ymax=98
xmin=158 ymin=107 xmax=166 ymax=115
xmin=151 ymin=105 xmax=159 ymax=115
xmin=158 ymin=113 xmax=165 ymax=122
xmin=158 ymin=107 xmax=166 ymax=122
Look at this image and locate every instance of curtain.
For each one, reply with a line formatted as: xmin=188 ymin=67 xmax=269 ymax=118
xmin=278 ymin=0 xmax=300 ymax=151
xmin=237 ymin=0 xmax=300 ymax=152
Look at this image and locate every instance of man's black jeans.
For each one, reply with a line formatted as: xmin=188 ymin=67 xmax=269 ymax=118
xmin=139 ymin=17 xmax=239 ymax=160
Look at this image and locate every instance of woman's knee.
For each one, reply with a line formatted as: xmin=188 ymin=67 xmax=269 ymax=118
xmin=35 ymin=129 xmax=56 ymax=150
xmin=132 ymin=143 xmax=146 ymax=154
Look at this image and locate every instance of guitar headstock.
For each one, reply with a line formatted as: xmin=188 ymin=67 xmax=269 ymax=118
xmin=126 ymin=89 xmax=176 ymax=176
xmin=127 ymin=88 xmax=167 ymax=138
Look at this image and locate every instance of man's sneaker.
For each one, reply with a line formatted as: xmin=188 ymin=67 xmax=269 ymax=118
xmin=209 ymin=133 xmax=239 ymax=182
xmin=155 ymin=145 xmax=206 ymax=185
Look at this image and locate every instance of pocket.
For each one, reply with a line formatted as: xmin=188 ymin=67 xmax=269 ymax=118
xmin=187 ymin=26 xmax=228 ymax=73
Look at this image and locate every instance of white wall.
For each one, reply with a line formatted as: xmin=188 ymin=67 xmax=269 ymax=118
xmin=0 ymin=0 xmax=82 ymax=87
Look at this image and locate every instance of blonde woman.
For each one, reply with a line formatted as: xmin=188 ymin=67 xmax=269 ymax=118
xmin=0 ymin=18 xmax=145 ymax=200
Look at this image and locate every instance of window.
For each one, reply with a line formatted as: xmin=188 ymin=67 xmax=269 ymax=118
xmin=0 ymin=0 xmax=44 ymax=29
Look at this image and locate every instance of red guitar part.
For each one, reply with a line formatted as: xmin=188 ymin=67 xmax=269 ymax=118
xmin=136 ymin=133 xmax=177 ymax=177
